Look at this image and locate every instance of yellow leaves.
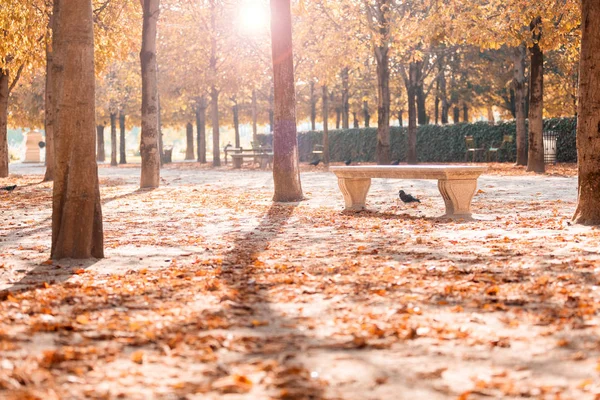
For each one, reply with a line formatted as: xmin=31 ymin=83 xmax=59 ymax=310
xmin=212 ymin=374 xmax=253 ymax=394
xmin=130 ymin=350 xmax=145 ymax=364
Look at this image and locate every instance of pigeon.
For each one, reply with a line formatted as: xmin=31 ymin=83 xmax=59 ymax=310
xmin=1 ymin=185 xmax=16 ymax=192
xmin=391 ymin=159 xmax=401 ymax=165
xmin=309 ymin=159 xmax=321 ymax=166
xmin=399 ymin=190 xmax=420 ymax=203
xmin=344 ymin=159 xmax=352 ymax=166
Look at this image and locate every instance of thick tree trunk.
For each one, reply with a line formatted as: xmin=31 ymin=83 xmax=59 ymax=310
xmin=463 ymin=103 xmax=469 ymax=123
xmin=44 ymin=31 xmax=55 ymax=181
xmin=322 ymin=85 xmax=329 ymax=165
xmin=0 ymin=71 xmax=8 ymax=178
xmin=210 ymin=86 xmax=220 ymax=166
xmin=363 ymin=100 xmax=370 ymax=127
xmin=406 ymin=62 xmax=418 ymax=165
xmin=185 ymin=122 xmax=194 ymax=160
xmin=270 ymin=0 xmax=303 ymax=201
xmin=196 ymin=97 xmax=207 ymax=163
xmin=51 ymin=0 xmax=103 ymax=259
xmin=251 ymin=89 xmax=258 ymax=142
xmin=110 ymin=112 xmax=117 ymax=166
xmin=233 ymin=102 xmax=240 ymax=148
xmin=140 ymin=0 xmax=160 ymax=188
xmin=574 ymin=0 xmax=600 ymax=224
xmin=375 ymin=43 xmax=391 ymax=164
xmin=309 ymin=81 xmax=317 ymax=131
xmin=119 ymin=112 xmax=126 ymax=164
xmin=341 ymin=67 xmax=350 ymax=129
xmin=513 ymin=45 xmax=528 ymax=165
xmin=96 ymin=125 xmax=105 ymax=162
xmin=527 ymin=20 xmax=545 ymax=173
xmin=353 ymin=111 xmax=359 ymax=128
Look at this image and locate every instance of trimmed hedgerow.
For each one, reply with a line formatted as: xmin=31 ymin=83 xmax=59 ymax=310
xmin=293 ymin=117 xmax=577 ymax=163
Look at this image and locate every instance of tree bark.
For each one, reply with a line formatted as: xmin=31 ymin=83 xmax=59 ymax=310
xmin=335 ymin=107 xmax=341 ymax=129
xmin=270 ymin=0 xmax=303 ymax=201
xmin=416 ymin=60 xmax=427 ymax=125
xmin=44 ymin=26 xmax=55 ymax=181
xmin=140 ymin=0 xmax=160 ymax=188
xmin=439 ymin=56 xmax=449 ymax=124
xmin=353 ymin=111 xmax=359 ymax=128
xmin=363 ymin=100 xmax=370 ymax=127
xmin=309 ymin=81 xmax=317 ymax=131
xmin=185 ymin=122 xmax=194 ymax=160
xmin=0 ymin=71 xmax=8 ymax=178
xmin=434 ymin=95 xmax=440 ymax=125
xmin=96 ymin=125 xmax=105 ymax=162
xmin=196 ymin=97 xmax=207 ymax=163
xmin=487 ymin=105 xmax=495 ymax=125
xmin=268 ymin=85 xmax=274 ymax=133
xmin=341 ymin=67 xmax=350 ymax=129
xmin=110 ymin=112 xmax=117 ymax=166
xmin=374 ymin=1 xmax=391 ymax=165
xmin=322 ymin=85 xmax=329 ymax=165
xmin=233 ymin=102 xmax=240 ymax=148
xmin=453 ymin=107 xmax=460 ymax=123
xmin=210 ymin=86 xmax=220 ymax=166
xmin=462 ymin=103 xmax=469 ymax=123
xmin=119 ymin=112 xmax=126 ymax=164
xmin=406 ymin=62 xmax=418 ymax=165
xmin=251 ymin=89 xmax=258 ymax=142
xmin=527 ymin=17 xmax=545 ymax=173
xmin=398 ymin=110 xmax=403 ymax=127
xmin=51 ymin=0 xmax=103 ymax=259
xmin=513 ymin=45 xmax=527 ymax=165
xmin=574 ymin=0 xmax=600 ymax=224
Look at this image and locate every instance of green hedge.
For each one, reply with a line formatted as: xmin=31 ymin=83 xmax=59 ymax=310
xmin=294 ymin=117 xmax=577 ymax=163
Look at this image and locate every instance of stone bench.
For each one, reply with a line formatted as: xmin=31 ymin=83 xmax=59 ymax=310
xmin=231 ymin=152 xmax=273 ymax=169
xmin=330 ymin=165 xmax=488 ymax=218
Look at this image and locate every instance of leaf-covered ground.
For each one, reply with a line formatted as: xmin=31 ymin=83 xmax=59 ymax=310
xmin=2 ymin=162 xmax=600 ymax=400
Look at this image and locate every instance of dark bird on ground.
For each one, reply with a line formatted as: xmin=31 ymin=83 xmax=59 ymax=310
xmin=1 ymin=185 xmax=17 ymax=192
xmin=391 ymin=159 xmax=401 ymax=165
xmin=309 ymin=159 xmax=321 ymax=166
xmin=399 ymin=190 xmax=420 ymax=203
xmin=344 ymin=159 xmax=352 ymax=166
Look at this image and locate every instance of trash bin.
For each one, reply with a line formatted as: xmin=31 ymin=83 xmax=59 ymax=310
xmin=543 ymin=130 xmax=558 ymax=164
xmin=162 ymin=145 xmax=173 ymax=164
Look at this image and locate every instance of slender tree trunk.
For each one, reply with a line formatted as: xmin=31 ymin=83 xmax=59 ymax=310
xmin=96 ymin=125 xmax=105 ymax=161
xmin=268 ymin=85 xmax=274 ymax=133
xmin=363 ymin=100 xmax=370 ymax=127
xmin=416 ymin=61 xmax=427 ymax=125
xmin=185 ymin=122 xmax=194 ymax=160
xmin=398 ymin=110 xmax=403 ymax=127
xmin=309 ymin=81 xmax=317 ymax=131
xmin=0 ymin=71 xmax=8 ymax=178
xmin=233 ymin=102 xmax=240 ymax=148
xmin=322 ymin=85 xmax=329 ymax=165
xmin=119 ymin=112 xmax=126 ymax=164
xmin=270 ymin=0 xmax=303 ymax=201
xmin=439 ymin=57 xmax=449 ymax=124
xmin=51 ymin=0 xmax=103 ymax=259
xmin=196 ymin=97 xmax=207 ymax=163
xmin=210 ymin=86 xmax=220 ymax=166
xmin=341 ymin=67 xmax=350 ymax=129
xmin=353 ymin=111 xmax=359 ymax=128
xmin=513 ymin=45 xmax=528 ymax=165
xmin=434 ymin=95 xmax=440 ymax=125
xmin=487 ymin=105 xmax=495 ymax=125
xmin=251 ymin=89 xmax=258 ymax=142
xmin=44 ymin=28 xmax=55 ymax=181
xmin=140 ymin=0 xmax=160 ymax=188
xmin=453 ymin=107 xmax=460 ymax=123
xmin=527 ymin=17 xmax=545 ymax=173
xmin=335 ymin=107 xmax=341 ymax=129
xmin=574 ymin=0 xmax=600 ymax=224
xmin=407 ymin=62 xmax=418 ymax=165
xmin=375 ymin=34 xmax=391 ymax=163
xmin=463 ymin=103 xmax=469 ymax=123
xmin=110 ymin=112 xmax=117 ymax=166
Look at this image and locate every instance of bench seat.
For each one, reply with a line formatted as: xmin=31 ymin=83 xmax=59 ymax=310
xmin=330 ymin=165 xmax=487 ymax=218
xmin=231 ymin=152 xmax=273 ymax=169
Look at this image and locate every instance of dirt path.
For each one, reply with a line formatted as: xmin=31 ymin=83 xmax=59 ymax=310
xmin=2 ymin=162 xmax=600 ymax=399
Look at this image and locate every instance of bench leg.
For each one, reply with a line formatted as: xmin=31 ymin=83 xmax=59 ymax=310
xmin=338 ymin=178 xmax=371 ymax=211
xmin=233 ymin=157 xmax=242 ymax=169
xmin=437 ymin=179 xmax=478 ymax=218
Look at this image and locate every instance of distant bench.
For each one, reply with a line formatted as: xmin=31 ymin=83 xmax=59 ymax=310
xmin=330 ymin=165 xmax=488 ymax=218
xmin=231 ymin=152 xmax=273 ymax=169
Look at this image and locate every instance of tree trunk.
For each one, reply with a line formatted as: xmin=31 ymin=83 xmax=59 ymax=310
xmin=51 ymin=0 xmax=103 ymax=259
xmin=375 ymin=35 xmax=391 ymax=164
xmin=406 ymin=62 xmax=417 ymax=165
xmin=196 ymin=97 xmax=207 ymax=163
xmin=322 ymin=85 xmax=329 ymax=165
xmin=157 ymin=93 xmax=164 ymax=166
xmin=270 ymin=0 xmax=303 ymax=201
xmin=453 ymin=107 xmax=460 ymax=123
xmin=119 ymin=112 xmax=126 ymax=164
xmin=335 ymin=107 xmax=341 ymax=129
xmin=398 ymin=110 xmax=403 ymax=127
xmin=96 ymin=125 xmax=105 ymax=161
xmin=309 ymin=81 xmax=317 ymax=131
xmin=513 ymin=45 xmax=527 ymax=165
xmin=434 ymin=95 xmax=440 ymax=125
xmin=341 ymin=67 xmax=350 ymax=129
xmin=233 ymin=102 xmax=240 ymax=148
xmin=268 ymin=85 xmax=274 ymax=133
xmin=416 ymin=61 xmax=427 ymax=125
xmin=0 ymin=71 xmax=8 ymax=178
xmin=463 ymin=103 xmax=469 ymax=123
xmin=251 ymin=89 xmax=258 ymax=142
xmin=210 ymin=86 xmax=220 ymax=166
xmin=140 ymin=0 xmax=160 ymax=188
xmin=487 ymin=105 xmax=495 ymax=125
xmin=439 ymin=57 xmax=449 ymax=124
xmin=353 ymin=111 xmax=359 ymax=128
xmin=363 ymin=100 xmax=370 ymax=127
xmin=110 ymin=112 xmax=117 ymax=166
xmin=527 ymin=18 xmax=545 ymax=173
xmin=44 ymin=28 xmax=55 ymax=181
xmin=185 ymin=122 xmax=194 ymax=160
xmin=574 ymin=0 xmax=600 ymax=224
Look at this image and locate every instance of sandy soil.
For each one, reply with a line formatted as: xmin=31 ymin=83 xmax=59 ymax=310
xmin=2 ymin=161 xmax=600 ymax=400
